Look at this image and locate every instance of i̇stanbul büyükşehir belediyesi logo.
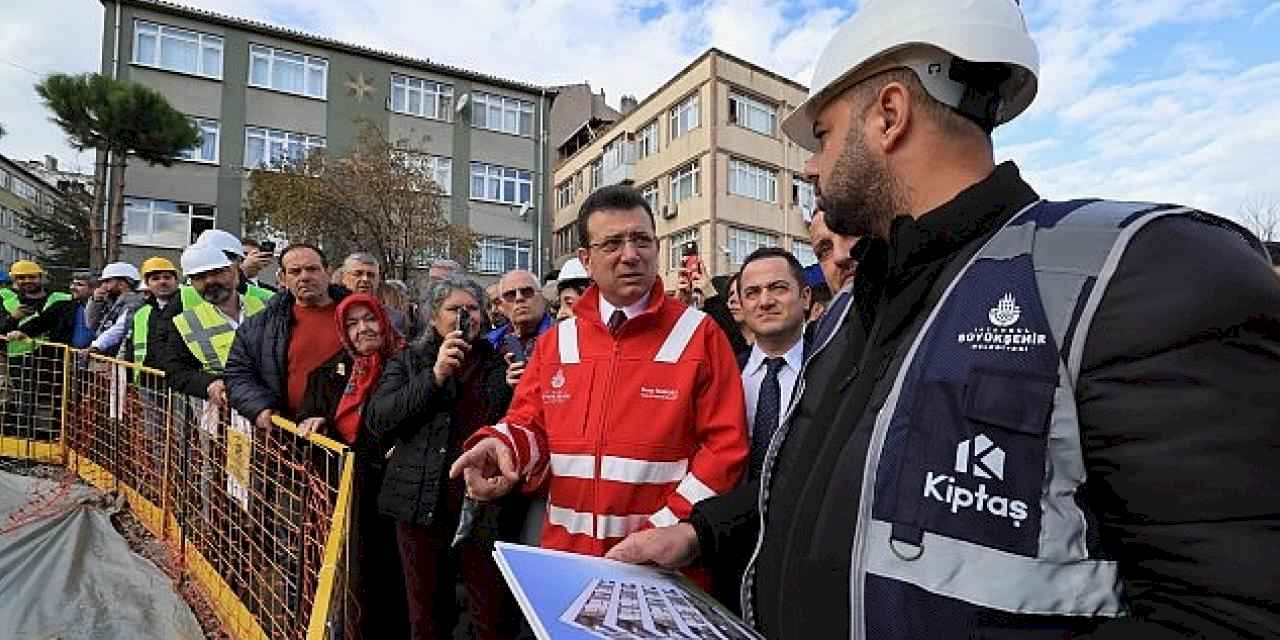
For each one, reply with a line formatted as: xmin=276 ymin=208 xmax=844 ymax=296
xmin=957 ymin=293 xmax=1049 ymax=353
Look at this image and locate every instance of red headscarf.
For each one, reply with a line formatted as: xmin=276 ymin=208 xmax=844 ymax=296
xmin=333 ymin=293 xmax=406 ymax=444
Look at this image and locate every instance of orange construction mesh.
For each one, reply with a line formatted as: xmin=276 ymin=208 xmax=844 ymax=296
xmin=0 ymin=339 xmax=356 ymax=640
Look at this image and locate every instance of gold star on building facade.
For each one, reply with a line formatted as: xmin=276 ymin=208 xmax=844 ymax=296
xmin=345 ymin=72 xmax=376 ymax=101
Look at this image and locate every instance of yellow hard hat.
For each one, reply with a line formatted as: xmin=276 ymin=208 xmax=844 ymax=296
xmin=9 ymin=260 xmax=44 ymax=277
xmin=141 ymin=256 xmax=178 ymax=278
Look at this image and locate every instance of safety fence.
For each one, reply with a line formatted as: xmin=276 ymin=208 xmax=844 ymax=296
xmin=0 ymin=339 xmax=357 ymax=640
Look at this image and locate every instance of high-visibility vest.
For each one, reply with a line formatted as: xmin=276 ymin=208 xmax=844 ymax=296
xmin=171 ymin=295 xmax=266 ymax=372
xmin=179 ymin=282 xmax=275 ymax=310
xmin=3 ymin=291 xmax=72 ymax=357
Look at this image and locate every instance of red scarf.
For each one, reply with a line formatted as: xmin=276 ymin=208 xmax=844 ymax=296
xmin=333 ymin=294 xmax=405 ymax=445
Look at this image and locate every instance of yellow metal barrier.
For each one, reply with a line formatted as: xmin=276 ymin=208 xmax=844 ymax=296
xmin=0 ymin=339 xmax=356 ymax=640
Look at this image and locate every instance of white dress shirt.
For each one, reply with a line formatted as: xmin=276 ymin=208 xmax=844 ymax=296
xmin=599 ymin=291 xmax=652 ymax=327
xmin=741 ymin=337 xmax=805 ymax=437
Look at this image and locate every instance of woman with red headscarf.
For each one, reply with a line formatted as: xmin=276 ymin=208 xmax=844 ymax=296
xmin=295 ymin=292 xmax=408 ymax=638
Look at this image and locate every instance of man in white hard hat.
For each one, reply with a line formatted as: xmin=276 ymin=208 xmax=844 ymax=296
xmin=89 ymin=261 xmax=145 ymax=355
xmin=158 ymin=244 xmax=267 ymax=406
xmin=608 ymin=1 xmax=1280 ymax=637
xmin=193 ymin=229 xmax=275 ymax=305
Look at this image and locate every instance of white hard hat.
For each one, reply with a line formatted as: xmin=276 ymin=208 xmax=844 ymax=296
xmin=194 ymin=228 xmax=245 ymax=259
xmin=781 ymin=0 xmax=1040 ymax=151
xmin=101 ymin=261 xmax=141 ymax=282
xmin=558 ymin=258 xmax=590 ymax=283
xmin=181 ymin=243 xmax=233 ymax=277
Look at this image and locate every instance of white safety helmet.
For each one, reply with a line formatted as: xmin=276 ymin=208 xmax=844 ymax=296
xmin=181 ymin=243 xmax=233 ymax=277
xmin=100 ymin=261 xmax=142 ymax=283
xmin=558 ymin=258 xmax=590 ymax=283
xmin=781 ymin=0 xmax=1040 ymax=151
xmin=194 ymin=228 xmax=245 ymax=259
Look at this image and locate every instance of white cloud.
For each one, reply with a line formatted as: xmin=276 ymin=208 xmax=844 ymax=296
xmin=1012 ymin=60 xmax=1280 ymax=218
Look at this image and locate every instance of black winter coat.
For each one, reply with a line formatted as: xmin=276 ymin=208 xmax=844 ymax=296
xmin=365 ymin=333 xmax=513 ymax=527
xmin=225 ymin=285 xmax=349 ymax=422
xmin=692 ymin=163 xmax=1280 ymax=638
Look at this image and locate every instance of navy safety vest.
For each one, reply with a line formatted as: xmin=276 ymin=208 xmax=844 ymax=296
xmin=742 ymin=199 xmax=1255 ymax=638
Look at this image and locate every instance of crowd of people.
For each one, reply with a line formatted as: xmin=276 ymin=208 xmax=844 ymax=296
xmin=4 ymin=1 xmax=1280 ymax=638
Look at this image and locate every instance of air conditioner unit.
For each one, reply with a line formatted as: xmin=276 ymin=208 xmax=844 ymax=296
xmin=662 ymin=203 xmax=677 ymax=219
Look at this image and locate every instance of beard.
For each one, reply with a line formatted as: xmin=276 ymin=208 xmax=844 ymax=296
xmin=817 ymin=130 xmax=906 ymax=239
xmin=200 ymin=283 xmax=232 ymax=305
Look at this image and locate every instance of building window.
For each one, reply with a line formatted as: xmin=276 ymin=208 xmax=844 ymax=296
xmin=244 ymin=127 xmax=326 ymax=169
xmin=728 ymin=159 xmax=777 ymax=203
xmin=729 ymin=92 xmax=777 ymax=136
xmin=670 ymin=93 xmax=700 ymax=140
xmin=390 ymin=74 xmax=454 ymax=121
xmin=590 ymin=156 xmax=603 ymax=191
xmin=573 ymin=170 xmax=583 ymax=195
xmin=726 ymin=226 xmax=777 ymax=268
xmin=554 ymin=224 xmax=579 ymax=257
xmin=667 ymin=226 xmax=700 ymax=271
xmin=792 ymin=240 xmax=817 ymax=267
xmin=469 ymin=162 xmax=532 ymax=205
xmin=637 ymin=120 xmax=659 ymax=158
xmin=133 ymin=20 xmax=223 ymax=79
xmin=793 ymin=175 xmax=815 ymax=212
xmin=556 ymin=179 xmax=576 ymax=210
xmin=471 ymin=92 xmax=534 ymax=137
xmin=177 ymin=118 xmax=220 ymax=163
xmin=249 ymin=44 xmax=327 ymax=99
xmin=123 ymin=197 xmax=215 ymax=248
xmin=641 ymin=182 xmax=659 ymax=214
xmin=11 ymin=177 xmax=38 ymax=202
xmin=671 ymin=160 xmax=700 ymax=202
xmin=399 ymin=152 xmax=452 ymax=195
xmin=472 ymin=236 xmax=531 ymax=274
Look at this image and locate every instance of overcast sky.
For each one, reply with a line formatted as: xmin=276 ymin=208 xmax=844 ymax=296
xmin=2 ymin=0 xmax=1278 ymax=222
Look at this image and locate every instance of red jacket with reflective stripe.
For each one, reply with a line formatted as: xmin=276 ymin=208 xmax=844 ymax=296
xmin=466 ymin=279 xmax=748 ymax=557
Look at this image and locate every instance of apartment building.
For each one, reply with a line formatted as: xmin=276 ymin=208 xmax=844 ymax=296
xmin=0 ymin=153 xmax=64 ymax=271
xmin=551 ymin=49 xmax=816 ymax=287
xmin=98 ymin=0 xmax=556 ymax=279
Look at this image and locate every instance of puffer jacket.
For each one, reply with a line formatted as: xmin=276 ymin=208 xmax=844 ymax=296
xmin=366 ymin=332 xmax=514 ymax=527
xmin=225 ymin=284 xmax=349 ymax=423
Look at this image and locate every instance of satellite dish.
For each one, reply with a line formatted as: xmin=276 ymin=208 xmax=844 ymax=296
xmin=455 ymin=93 xmax=470 ymax=113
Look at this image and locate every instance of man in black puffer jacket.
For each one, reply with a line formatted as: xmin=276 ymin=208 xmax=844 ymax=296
xmin=225 ymin=244 xmax=350 ymax=428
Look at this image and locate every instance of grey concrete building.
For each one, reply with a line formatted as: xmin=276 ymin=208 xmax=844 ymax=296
xmin=0 ymin=153 xmax=64 ymax=273
xmin=99 ymin=0 xmax=556 ymax=280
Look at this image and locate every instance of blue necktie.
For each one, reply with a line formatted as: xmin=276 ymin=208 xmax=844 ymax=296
xmin=750 ymin=357 xmax=786 ymax=480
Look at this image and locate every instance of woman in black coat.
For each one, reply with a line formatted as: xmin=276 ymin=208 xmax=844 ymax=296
xmin=364 ymin=274 xmax=521 ymax=640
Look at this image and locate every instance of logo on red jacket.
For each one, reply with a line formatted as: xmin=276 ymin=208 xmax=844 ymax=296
xmin=543 ymin=368 xmax=571 ymax=405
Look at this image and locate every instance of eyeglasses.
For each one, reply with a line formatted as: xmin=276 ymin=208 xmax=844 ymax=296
xmin=588 ymin=232 xmax=656 ymax=255
xmin=501 ymin=286 xmax=537 ymax=302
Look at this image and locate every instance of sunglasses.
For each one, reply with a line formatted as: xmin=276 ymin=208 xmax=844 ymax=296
xmin=501 ymin=286 xmax=537 ymax=302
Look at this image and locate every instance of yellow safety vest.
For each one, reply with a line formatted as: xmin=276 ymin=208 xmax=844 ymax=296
xmin=171 ymin=295 xmax=266 ymax=372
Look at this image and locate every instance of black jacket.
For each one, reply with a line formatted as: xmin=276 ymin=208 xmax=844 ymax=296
xmin=365 ymin=333 xmax=512 ymax=527
xmin=691 ymin=162 xmax=1280 ymax=638
xmin=0 ymin=291 xmax=77 ymax=344
xmin=119 ymin=296 xmax=176 ymax=371
xmin=225 ymin=285 xmax=349 ymax=422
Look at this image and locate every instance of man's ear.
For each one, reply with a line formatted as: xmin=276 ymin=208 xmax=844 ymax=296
xmin=872 ymin=81 xmax=912 ymax=153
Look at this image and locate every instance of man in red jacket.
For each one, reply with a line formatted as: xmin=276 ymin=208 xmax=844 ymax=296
xmin=451 ymin=184 xmax=748 ymax=557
